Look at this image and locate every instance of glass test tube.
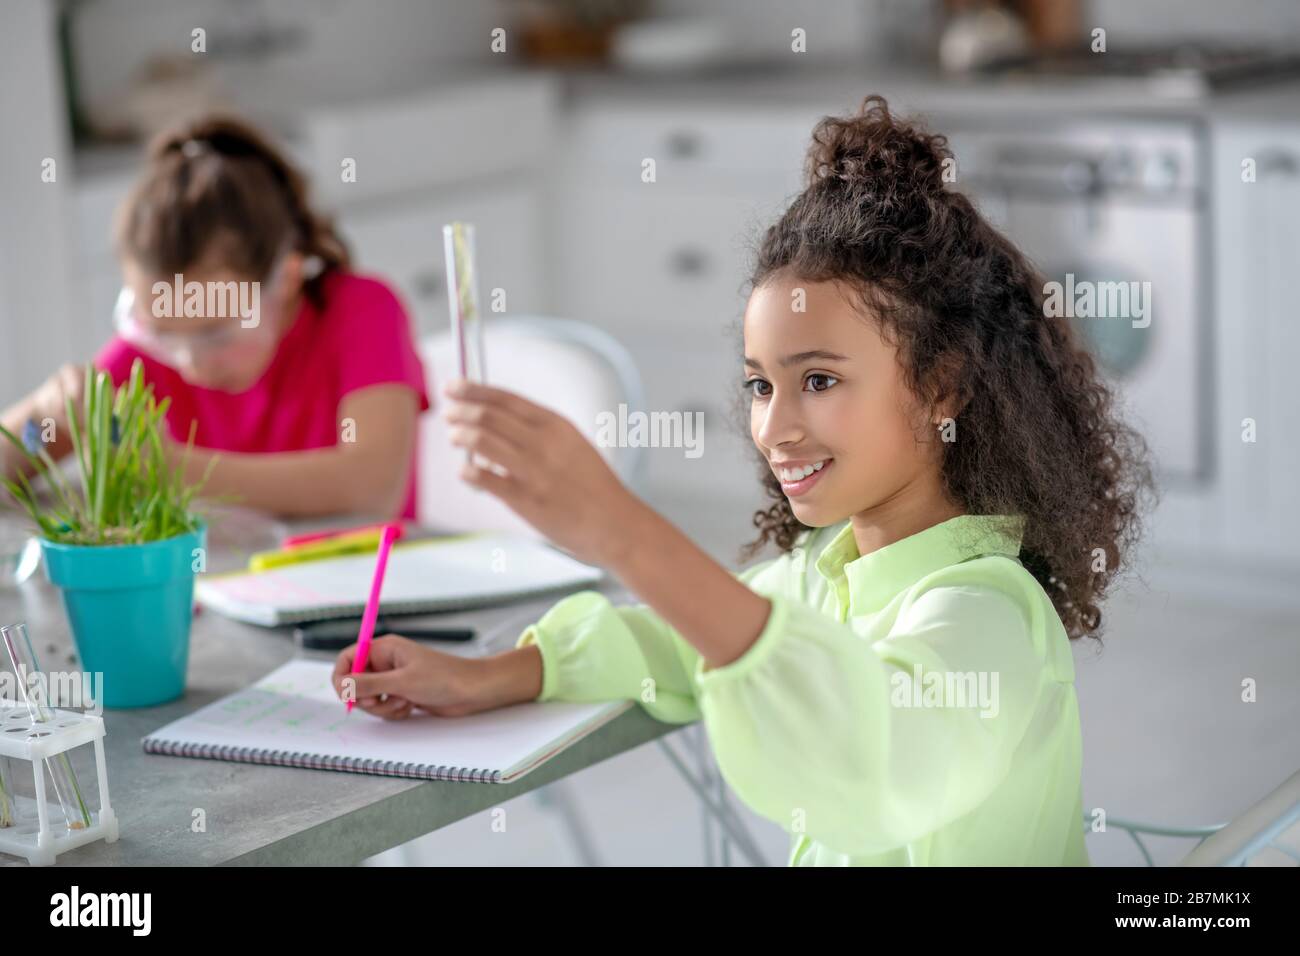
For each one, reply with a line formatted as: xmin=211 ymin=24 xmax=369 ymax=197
xmin=0 ymin=623 xmax=92 ymax=830
xmin=0 ymin=755 xmax=15 ymax=828
xmin=443 ymin=221 xmax=486 ymax=384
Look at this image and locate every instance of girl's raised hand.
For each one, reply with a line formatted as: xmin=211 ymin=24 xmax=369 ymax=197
xmin=441 ymin=379 xmax=640 ymax=568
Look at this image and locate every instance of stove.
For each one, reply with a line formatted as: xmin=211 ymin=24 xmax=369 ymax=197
xmin=980 ymin=43 xmax=1300 ymax=97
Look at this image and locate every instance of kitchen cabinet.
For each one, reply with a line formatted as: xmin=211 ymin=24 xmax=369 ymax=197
xmin=1211 ymin=120 xmax=1300 ymax=565
xmin=561 ymin=101 xmax=813 ymax=186
xmin=549 ymin=101 xmax=816 ymax=498
xmin=0 ymin=0 xmax=78 ymax=394
xmin=299 ymin=75 xmax=558 ymax=338
xmin=71 ymin=167 xmax=135 ymax=350
xmin=554 ymin=184 xmax=771 ymax=335
xmin=300 ymin=75 xmax=558 ymax=209
xmin=341 ymin=182 xmax=548 ymax=340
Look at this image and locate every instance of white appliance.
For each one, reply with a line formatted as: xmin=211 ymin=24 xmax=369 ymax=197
xmin=945 ymin=119 xmax=1207 ymax=483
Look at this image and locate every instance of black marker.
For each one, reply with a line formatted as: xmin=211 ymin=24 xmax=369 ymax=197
xmin=293 ymin=617 xmax=476 ymax=651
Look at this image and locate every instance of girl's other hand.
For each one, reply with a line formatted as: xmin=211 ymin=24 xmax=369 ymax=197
xmin=331 ymin=634 xmax=502 ymax=719
xmin=2 ymin=364 xmax=85 ymax=475
xmin=441 ymin=379 xmax=643 ymax=567
xmin=31 ymin=364 xmax=85 ymax=435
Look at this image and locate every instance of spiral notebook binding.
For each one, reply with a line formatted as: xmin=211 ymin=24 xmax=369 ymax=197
xmin=143 ymin=738 xmax=502 ymax=783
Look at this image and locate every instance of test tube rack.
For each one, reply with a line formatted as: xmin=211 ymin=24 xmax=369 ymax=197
xmin=0 ymin=703 xmax=117 ymax=866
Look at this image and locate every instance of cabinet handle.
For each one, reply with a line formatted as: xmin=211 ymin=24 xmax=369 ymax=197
xmin=665 ymin=129 xmax=703 ymax=159
xmin=669 ymin=247 xmax=710 ymax=277
xmin=1257 ymin=150 xmax=1299 ymax=180
xmin=993 ymin=144 xmax=1105 ymax=196
xmin=412 ymin=269 xmax=443 ymax=300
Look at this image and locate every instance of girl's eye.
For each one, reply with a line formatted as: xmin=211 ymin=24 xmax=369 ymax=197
xmin=805 ymin=373 xmax=839 ymax=392
xmin=743 ymin=378 xmax=771 ymax=398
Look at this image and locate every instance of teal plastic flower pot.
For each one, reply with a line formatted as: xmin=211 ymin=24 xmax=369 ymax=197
xmin=39 ymin=524 xmax=206 ymax=709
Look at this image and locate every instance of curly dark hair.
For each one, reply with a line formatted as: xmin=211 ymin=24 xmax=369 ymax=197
xmin=740 ymin=95 xmax=1157 ymax=642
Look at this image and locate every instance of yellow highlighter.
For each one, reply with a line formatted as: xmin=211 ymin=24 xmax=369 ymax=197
xmin=248 ymin=529 xmax=391 ymax=572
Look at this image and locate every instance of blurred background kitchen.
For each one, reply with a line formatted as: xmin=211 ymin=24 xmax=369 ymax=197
xmin=1 ymin=0 xmax=1297 ymax=865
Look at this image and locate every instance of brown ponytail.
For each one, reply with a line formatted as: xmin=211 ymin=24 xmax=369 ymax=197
xmin=115 ymin=113 xmax=349 ymax=308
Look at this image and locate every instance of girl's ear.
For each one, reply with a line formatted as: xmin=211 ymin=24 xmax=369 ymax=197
xmin=928 ymin=350 xmax=970 ymax=425
xmin=281 ymin=250 xmax=306 ymax=291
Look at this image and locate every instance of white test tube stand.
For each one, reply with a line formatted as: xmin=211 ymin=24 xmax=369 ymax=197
xmin=0 ymin=703 xmax=117 ymax=866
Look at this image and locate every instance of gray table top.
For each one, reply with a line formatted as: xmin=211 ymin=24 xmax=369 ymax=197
xmin=0 ymin=527 xmax=676 ymax=866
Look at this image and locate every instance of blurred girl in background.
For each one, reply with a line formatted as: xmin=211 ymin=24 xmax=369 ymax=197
xmin=1 ymin=114 xmax=429 ymax=519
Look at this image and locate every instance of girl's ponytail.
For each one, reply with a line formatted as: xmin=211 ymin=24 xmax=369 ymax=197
xmin=120 ymin=113 xmax=349 ymax=307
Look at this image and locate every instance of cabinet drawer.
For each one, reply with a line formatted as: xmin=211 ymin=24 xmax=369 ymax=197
xmin=303 ymin=75 xmax=559 ymax=206
xmin=555 ymin=182 xmax=786 ymax=341
xmin=567 ymin=102 xmax=814 ymax=187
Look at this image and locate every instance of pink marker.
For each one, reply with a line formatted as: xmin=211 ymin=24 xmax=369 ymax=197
xmin=284 ymin=521 xmax=403 ymax=549
xmin=346 ymin=523 xmax=401 ymax=713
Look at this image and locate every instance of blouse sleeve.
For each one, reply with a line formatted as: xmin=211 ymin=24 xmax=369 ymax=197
xmin=518 ymin=569 xmax=1046 ymax=857
xmin=692 ymin=583 xmax=1045 ymax=855
xmin=514 ymin=562 xmax=774 ymax=726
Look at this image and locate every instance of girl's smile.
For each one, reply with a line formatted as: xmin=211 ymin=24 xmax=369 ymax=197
xmin=773 ymin=457 xmax=834 ymax=496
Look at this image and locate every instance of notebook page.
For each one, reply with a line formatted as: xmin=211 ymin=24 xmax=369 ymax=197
xmin=144 ymin=660 xmax=630 ymax=780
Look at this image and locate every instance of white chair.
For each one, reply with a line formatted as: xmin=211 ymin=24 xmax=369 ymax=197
xmin=1082 ymin=768 xmax=1300 ymax=866
xmin=1176 ymin=769 xmax=1300 ymax=866
xmin=409 ymin=315 xmax=645 ymax=866
xmin=417 ymin=316 xmax=647 ymax=536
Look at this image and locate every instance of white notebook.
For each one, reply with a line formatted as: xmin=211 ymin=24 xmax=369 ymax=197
xmin=195 ymin=533 xmax=605 ymax=626
xmin=143 ymin=660 xmax=633 ymax=784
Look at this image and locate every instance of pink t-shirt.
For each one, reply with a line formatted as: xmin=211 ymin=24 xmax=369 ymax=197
xmin=95 ymin=271 xmax=431 ymax=519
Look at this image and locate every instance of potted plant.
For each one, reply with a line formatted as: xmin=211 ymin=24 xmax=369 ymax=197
xmin=0 ymin=360 xmax=210 ymax=708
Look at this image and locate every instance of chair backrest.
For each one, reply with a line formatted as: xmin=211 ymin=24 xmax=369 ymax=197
xmin=417 ymin=316 xmax=645 ymax=539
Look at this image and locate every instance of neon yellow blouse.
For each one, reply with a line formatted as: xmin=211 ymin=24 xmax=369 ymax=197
xmin=515 ymin=514 xmax=1090 ymax=866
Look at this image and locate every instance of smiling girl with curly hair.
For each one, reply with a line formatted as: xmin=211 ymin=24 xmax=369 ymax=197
xmin=333 ymin=95 xmax=1156 ymax=867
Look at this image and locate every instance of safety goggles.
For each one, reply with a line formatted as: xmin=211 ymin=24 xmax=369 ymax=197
xmin=112 ymin=249 xmax=294 ymax=366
